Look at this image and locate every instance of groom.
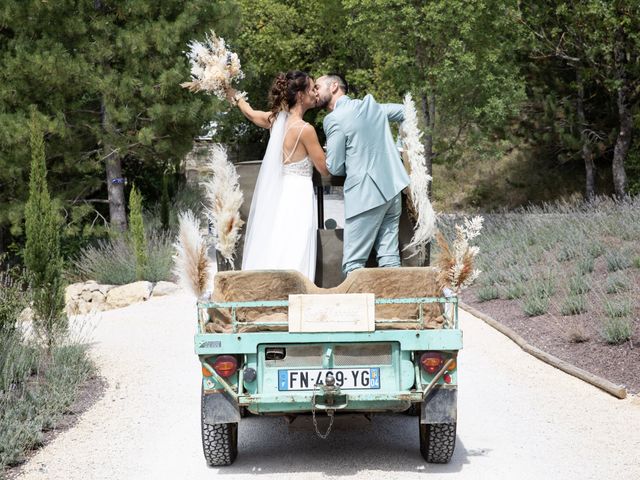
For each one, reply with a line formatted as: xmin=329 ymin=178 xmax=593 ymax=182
xmin=315 ymin=74 xmax=409 ymax=275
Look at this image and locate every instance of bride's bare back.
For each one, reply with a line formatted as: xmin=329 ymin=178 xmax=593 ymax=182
xmin=283 ymin=121 xmax=309 ymax=164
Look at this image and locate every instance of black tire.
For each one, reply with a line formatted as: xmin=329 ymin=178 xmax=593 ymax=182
xmin=201 ymin=392 xmax=238 ymax=466
xmin=419 ymin=421 xmax=456 ymax=463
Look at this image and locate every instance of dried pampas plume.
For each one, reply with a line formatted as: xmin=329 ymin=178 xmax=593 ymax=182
xmin=173 ymin=210 xmax=212 ymax=298
xmin=435 ymin=216 xmax=484 ymax=293
xmin=401 ymin=93 xmax=437 ymax=258
xmin=202 ymin=144 xmax=244 ymax=267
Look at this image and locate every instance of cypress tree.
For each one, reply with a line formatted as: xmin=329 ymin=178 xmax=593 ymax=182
xmin=129 ymin=185 xmax=147 ymax=281
xmin=23 ymin=110 xmax=66 ymax=347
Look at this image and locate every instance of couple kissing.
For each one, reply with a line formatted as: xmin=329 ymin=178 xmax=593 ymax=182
xmin=226 ymin=70 xmax=409 ymax=281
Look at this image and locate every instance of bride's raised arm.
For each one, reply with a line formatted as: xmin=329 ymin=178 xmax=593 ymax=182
xmin=226 ymin=88 xmax=272 ymax=129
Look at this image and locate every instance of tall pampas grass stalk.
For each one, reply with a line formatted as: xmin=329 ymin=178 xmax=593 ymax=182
xmin=401 ymin=93 xmax=437 ymax=258
xmin=173 ymin=210 xmax=212 ymax=298
xmin=202 ymin=144 xmax=244 ymax=268
xmin=435 ymin=216 xmax=484 ymax=293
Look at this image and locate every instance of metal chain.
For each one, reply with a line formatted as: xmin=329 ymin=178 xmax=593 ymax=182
xmin=311 ymin=382 xmax=335 ymax=439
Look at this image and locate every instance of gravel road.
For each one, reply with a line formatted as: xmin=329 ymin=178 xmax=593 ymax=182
xmin=15 ymin=292 xmax=640 ymax=480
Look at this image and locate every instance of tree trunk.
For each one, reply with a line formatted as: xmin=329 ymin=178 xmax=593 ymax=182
xmin=575 ymin=70 xmax=596 ymax=200
xmin=101 ymin=100 xmax=127 ymax=232
xmin=612 ymin=34 xmax=630 ymax=197
xmin=419 ymin=91 xmax=436 ymax=266
xmin=420 ymin=92 xmax=436 ymax=191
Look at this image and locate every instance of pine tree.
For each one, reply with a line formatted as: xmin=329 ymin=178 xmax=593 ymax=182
xmin=0 ymin=0 xmax=236 ymax=248
xmin=128 ymin=185 xmax=147 ymax=281
xmin=23 ymin=110 xmax=66 ymax=347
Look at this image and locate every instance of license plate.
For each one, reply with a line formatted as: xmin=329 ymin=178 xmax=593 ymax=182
xmin=277 ymin=368 xmax=380 ymax=391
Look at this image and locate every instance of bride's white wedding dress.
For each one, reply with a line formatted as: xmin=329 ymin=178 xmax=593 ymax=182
xmin=241 ymin=112 xmax=317 ymax=281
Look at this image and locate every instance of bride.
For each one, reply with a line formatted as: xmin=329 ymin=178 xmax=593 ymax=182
xmin=226 ymin=71 xmax=329 ymax=281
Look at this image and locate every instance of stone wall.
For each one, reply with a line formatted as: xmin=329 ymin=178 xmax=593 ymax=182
xmin=65 ymin=280 xmax=180 ymax=315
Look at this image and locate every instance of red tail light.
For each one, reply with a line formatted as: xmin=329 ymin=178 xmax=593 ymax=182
xmin=420 ymin=352 xmax=444 ymax=374
xmin=212 ymin=355 xmax=238 ymax=378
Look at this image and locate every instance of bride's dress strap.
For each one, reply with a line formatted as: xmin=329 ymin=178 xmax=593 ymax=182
xmin=283 ymin=122 xmax=308 ymax=163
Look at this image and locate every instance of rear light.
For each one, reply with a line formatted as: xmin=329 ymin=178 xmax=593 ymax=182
xmin=212 ymin=355 xmax=238 ymax=378
xmin=448 ymin=358 xmax=457 ymax=371
xmin=420 ymin=352 xmax=444 ymax=374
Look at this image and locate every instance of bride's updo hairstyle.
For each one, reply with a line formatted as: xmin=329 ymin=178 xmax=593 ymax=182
xmin=269 ymin=70 xmax=311 ymax=120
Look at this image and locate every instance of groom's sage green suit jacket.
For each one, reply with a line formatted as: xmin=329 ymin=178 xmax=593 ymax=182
xmin=323 ymin=94 xmax=410 ymax=219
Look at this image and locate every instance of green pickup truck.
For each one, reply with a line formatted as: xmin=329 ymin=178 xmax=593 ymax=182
xmin=194 ymin=163 xmax=462 ymax=466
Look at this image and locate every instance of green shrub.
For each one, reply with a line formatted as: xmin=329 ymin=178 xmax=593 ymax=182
xmin=601 ymin=317 xmax=633 ymax=345
xmin=605 ymin=251 xmax=632 ymax=272
xmin=530 ymin=275 xmax=556 ymax=297
xmin=72 ymin=231 xmax=174 ymax=285
xmin=0 ymin=260 xmax=27 ymax=334
xmin=587 ymin=242 xmax=605 ymax=259
xmin=477 ymin=285 xmax=500 ymax=302
xmin=604 ymin=299 xmax=632 ymax=318
xmin=634 ymin=256 xmax=640 ymax=269
xmin=129 ymin=185 xmax=147 ymax=281
xmin=141 ymin=232 xmax=175 ymax=282
xmin=568 ymin=275 xmax=591 ymax=295
xmin=605 ymin=273 xmax=630 ymax=294
xmin=560 ymin=295 xmax=587 ymax=316
xmin=504 ymin=282 xmax=525 ymax=300
xmin=0 ymin=339 xmax=93 ymax=469
xmin=556 ymin=245 xmax=577 ymax=262
xmin=522 ymin=294 xmax=549 ymax=317
xmin=577 ymin=257 xmax=594 ymax=274
xmin=510 ymin=268 xmax=531 ymax=282
xmin=160 ymin=174 xmax=170 ymax=231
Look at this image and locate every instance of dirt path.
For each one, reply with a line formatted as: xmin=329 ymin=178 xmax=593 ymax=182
xmin=15 ymin=292 xmax=640 ymax=480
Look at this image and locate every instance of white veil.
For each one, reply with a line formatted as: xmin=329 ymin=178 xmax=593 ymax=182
xmin=241 ymin=111 xmax=288 ymax=270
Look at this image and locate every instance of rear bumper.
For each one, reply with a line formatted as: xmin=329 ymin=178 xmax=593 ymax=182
xmin=239 ymin=390 xmax=423 ymax=414
xmin=202 ymin=386 xmax=457 ymax=421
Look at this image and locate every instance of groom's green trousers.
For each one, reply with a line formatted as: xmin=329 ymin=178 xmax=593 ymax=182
xmin=343 ymin=193 xmax=402 ymax=275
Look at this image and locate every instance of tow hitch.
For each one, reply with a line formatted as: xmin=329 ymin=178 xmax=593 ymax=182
xmin=311 ymin=373 xmax=348 ymax=439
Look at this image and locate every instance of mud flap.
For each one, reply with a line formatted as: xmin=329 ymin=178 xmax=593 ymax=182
xmin=421 ymin=387 xmax=457 ymax=424
xmin=202 ymin=391 xmax=241 ymax=425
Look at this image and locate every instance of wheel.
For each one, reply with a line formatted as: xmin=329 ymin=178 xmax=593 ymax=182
xmin=201 ymin=391 xmax=238 ymax=466
xmin=419 ymin=421 xmax=456 ymax=463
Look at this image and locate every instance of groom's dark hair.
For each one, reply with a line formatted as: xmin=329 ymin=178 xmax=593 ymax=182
xmin=326 ymin=73 xmax=348 ymax=94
